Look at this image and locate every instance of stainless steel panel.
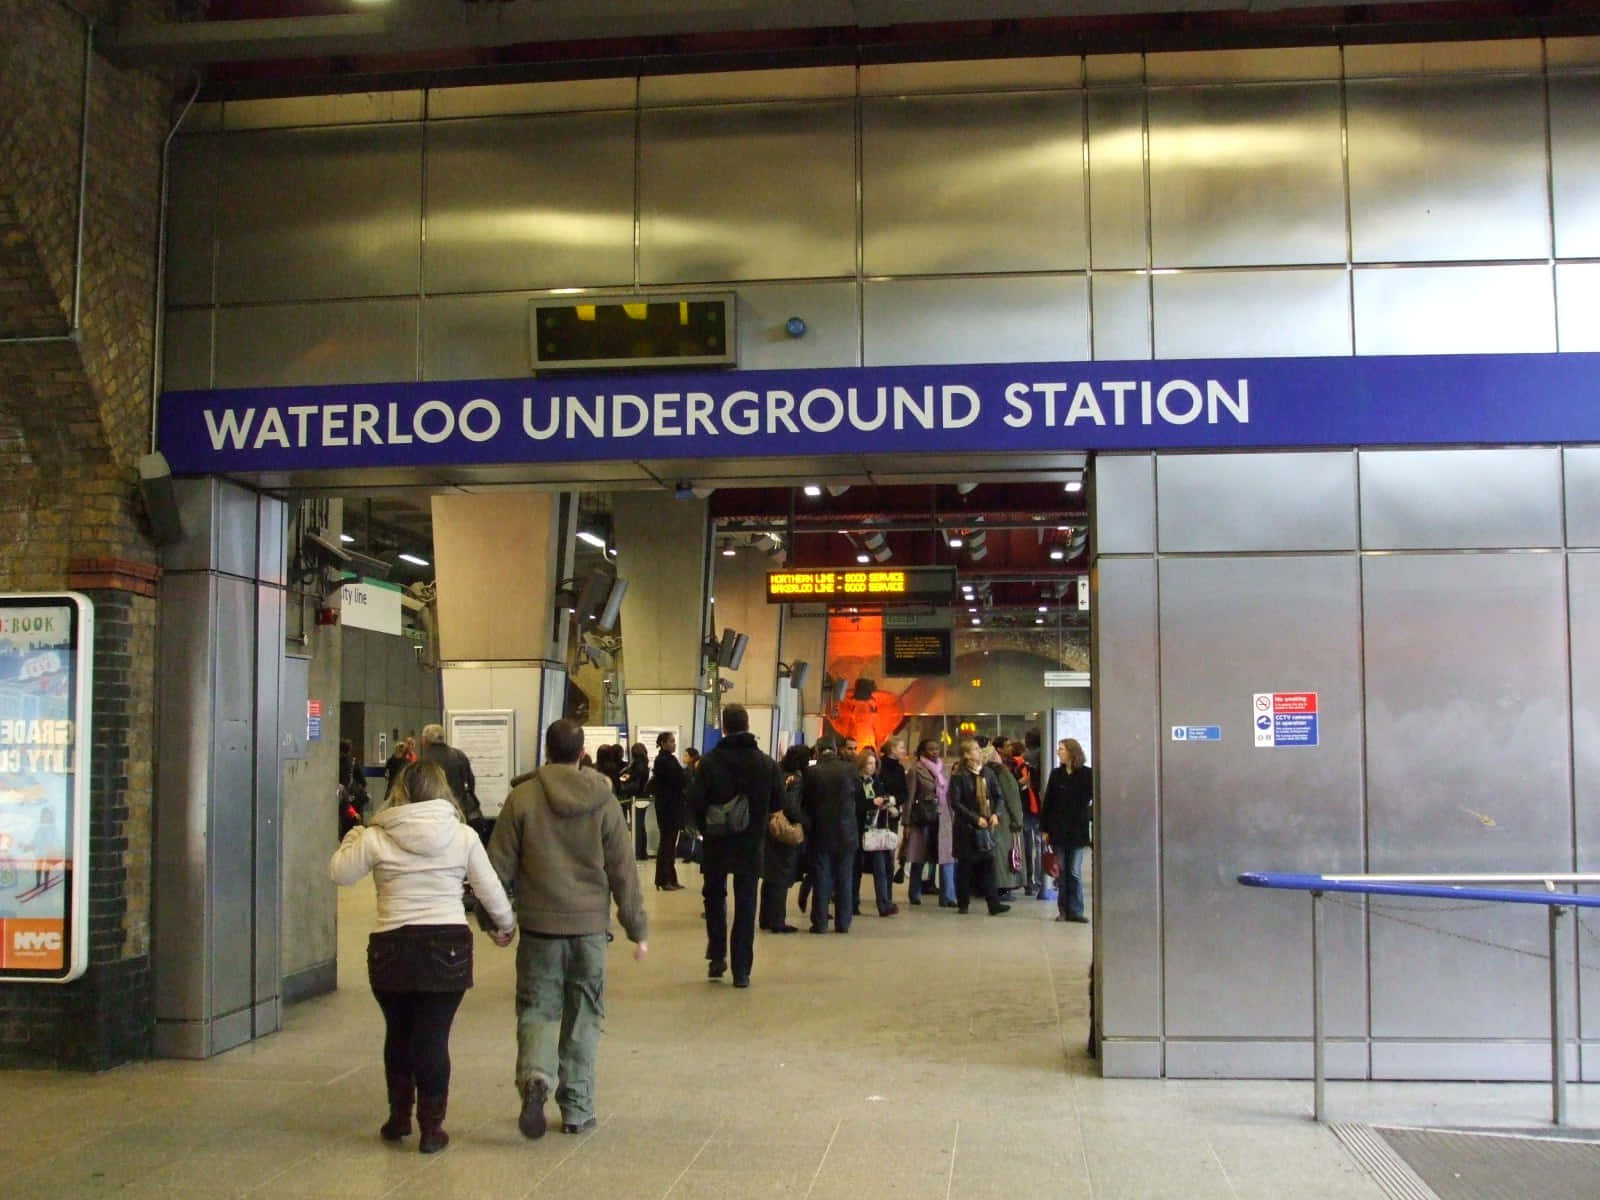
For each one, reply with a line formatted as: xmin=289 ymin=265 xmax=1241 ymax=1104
xmin=1359 ymin=448 xmax=1563 ymax=549
xmin=1091 ymin=453 xmax=1154 ymax=555
xmin=1344 ymin=39 xmax=1543 ymax=77
xmin=1099 ymin=1039 xmax=1161 ymax=1077
xmin=210 ymin=574 xmax=257 ymax=1021
xmin=161 ymin=309 xmax=213 ymax=392
xmin=1145 ymin=46 xmax=1341 ymax=84
xmin=734 ymin=282 xmax=859 ymax=370
xmin=1086 ymin=55 xmax=1142 ymax=86
xmin=1347 ymin=77 xmax=1549 ymax=263
xmin=164 ymin=478 xmax=218 ymax=574
xmin=1570 ymin=555 xmax=1600 ymax=1042
xmin=216 ymin=125 xmax=422 ymax=304
xmin=222 ymin=92 xmax=423 ymax=130
xmin=153 ymin=573 xmax=216 ymax=1022
xmin=257 ymin=496 xmax=286 ymax=587
xmin=639 ymin=102 xmax=855 ymax=283
xmin=427 ymin=77 xmax=636 ymax=119
xmin=424 ymin=112 xmax=634 ymax=293
xmin=165 ymin=135 xmax=218 ymax=307
xmin=1157 ymin=451 xmax=1357 ymax=553
xmin=1090 ymin=273 xmax=1149 ymax=360
xmin=863 ymin=275 xmax=1088 ymax=366
xmin=1159 ymin=556 xmax=1366 ymax=1039
xmin=1363 ymin=553 xmax=1572 ymax=1039
xmin=215 ymin=299 xmax=418 ymax=388
xmin=1353 ymin=265 xmax=1555 ymax=355
xmin=1165 ymin=1040 xmax=1367 ymax=1079
xmin=1149 ymin=84 xmax=1345 ymax=267
xmin=1565 ymin=449 xmax=1600 ymax=547
xmin=1093 ymin=556 xmax=1161 ymax=1038
xmin=255 ymin=587 xmax=285 ymax=1008
xmin=861 ymin=56 xmax=1080 ymax=95
xmin=1087 ymin=91 xmax=1145 ymax=270
xmin=1154 ymin=269 xmax=1351 ymax=358
xmin=1551 ymin=76 xmax=1600 ymax=259
xmin=862 ymin=92 xmax=1086 ymax=276
xmin=1556 ymin=263 xmax=1600 ymax=353
xmin=1549 ymin=38 xmax=1600 ymax=69
xmin=1373 ymin=1041 xmax=1571 ymax=1083
xmin=642 ymin=66 xmax=854 ymax=105
xmin=422 ymin=292 xmax=535 ymax=381
xmin=215 ymin=479 xmax=261 ymax=580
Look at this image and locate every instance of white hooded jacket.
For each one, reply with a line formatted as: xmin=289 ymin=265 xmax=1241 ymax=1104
xmin=328 ymin=797 xmax=513 ymax=934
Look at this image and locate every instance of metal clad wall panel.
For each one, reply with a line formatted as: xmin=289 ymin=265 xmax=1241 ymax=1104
xmin=1159 ymin=555 xmax=1366 ymax=1038
xmin=1569 ymin=553 xmax=1600 ymax=1042
xmin=1153 ymin=268 xmax=1351 ymax=358
xmin=1157 ymin=451 xmax=1357 ymax=552
xmin=254 ymin=585 xmax=284 ymax=1013
xmin=861 ymin=57 xmax=1080 ymax=95
xmin=1090 ymin=274 xmax=1150 ymax=360
xmin=1363 ymin=553 xmax=1572 ymax=1038
xmin=1353 ymin=265 xmax=1555 ymax=355
xmin=423 ymin=293 xmax=534 ymax=381
xmin=215 ymin=479 xmax=260 ymax=580
xmin=427 ymin=77 xmax=635 ymax=119
xmin=1087 ymin=90 xmax=1146 ymax=269
xmin=166 ymin=136 xmax=218 ymax=307
xmin=162 ymin=309 xmax=213 ymax=391
xmin=642 ymin=67 xmax=855 ymax=105
xmin=1359 ymin=448 xmax=1563 ymax=549
xmin=1092 ymin=454 xmax=1154 ymax=555
xmin=863 ymin=275 xmax=1088 ymax=365
xmin=639 ymin=102 xmax=855 ymax=282
xmin=1556 ymin=263 xmax=1600 ymax=352
xmin=862 ymin=92 xmax=1085 ymax=276
xmin=1347 ymin=76 xmax=1549 ymax=263
xmin=215 ymin=299 xmax=419 ymax=388
xmin=424 ymin=113 xmax=635 ymax=293
xmin=216 ymin=125 xmax=422 ymax=303
xmin=1565 ymin=447 xmax=1600 ymax=547
xmin=1551 ymin=75 xmax=1600 ymax=258
xmin=1092 ymin=556 xmax=1162 ymax=1039
xmin=1145 ymin=46 xmax=1342 ymax=84
xmin=210 ymin=574 xmax=257 ymax=1024
xmin=1148 ymin=83 xmax=1345 ymax=267
xmin=734 ymin=282 xmax=860 ymax=369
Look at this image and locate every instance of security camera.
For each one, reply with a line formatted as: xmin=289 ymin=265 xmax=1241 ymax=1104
xmin=302 ymin=531 xmax=351 ymax=565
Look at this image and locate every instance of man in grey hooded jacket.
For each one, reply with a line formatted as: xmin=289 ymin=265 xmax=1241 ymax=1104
xmin=489 ymin=719 xmax=648 ymax=1138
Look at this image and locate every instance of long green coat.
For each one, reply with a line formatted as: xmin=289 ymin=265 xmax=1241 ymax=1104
xmin=991 ymin=761 xmax=1025 ymax=890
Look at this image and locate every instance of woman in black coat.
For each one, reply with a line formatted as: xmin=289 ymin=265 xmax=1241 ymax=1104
xmin=1041 ymin=737 xmax=1093 ymax=923
xmin=650 ymin=731 xmax=687 ymax=890
xmin=946 ymin=738 xmax=1010 ymax=917
xmin=760 ymin=743 xmax=811 ymax=933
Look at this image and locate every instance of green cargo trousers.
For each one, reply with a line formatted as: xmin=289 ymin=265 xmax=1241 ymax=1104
xmin=514 ymin=932 xmax=607 ymax=1126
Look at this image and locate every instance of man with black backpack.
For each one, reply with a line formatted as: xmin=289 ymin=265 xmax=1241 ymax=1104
xmin=686 ymin=704 xmax=783 ymax=989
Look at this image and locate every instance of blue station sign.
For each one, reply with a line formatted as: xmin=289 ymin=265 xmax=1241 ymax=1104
xmin=157 ymin=352 xmax=1600 ymax=474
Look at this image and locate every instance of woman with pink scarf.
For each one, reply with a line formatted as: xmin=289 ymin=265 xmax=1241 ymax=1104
xmin=902 ymin=738 xmax=957 ymax=906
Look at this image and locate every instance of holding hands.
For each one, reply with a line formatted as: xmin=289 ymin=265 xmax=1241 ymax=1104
xmin=490 ymin=928 xmax=515 ymax=947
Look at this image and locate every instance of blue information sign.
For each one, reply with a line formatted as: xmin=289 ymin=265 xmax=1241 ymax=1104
xmin=1171 ymin=725 xmax=1222 ymax=742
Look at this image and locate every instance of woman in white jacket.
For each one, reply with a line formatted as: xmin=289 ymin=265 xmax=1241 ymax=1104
xmin=330 ymin=761 xmax=515 ymax=1154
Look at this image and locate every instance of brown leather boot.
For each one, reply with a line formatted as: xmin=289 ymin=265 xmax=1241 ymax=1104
xmin=379 ymin=1069 xmax=414 ymax=1141
xmin=417 ymin=1091 xmax=449 ymax=1154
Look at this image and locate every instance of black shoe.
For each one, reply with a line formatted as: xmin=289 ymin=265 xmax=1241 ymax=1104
xmin=771 ymin=924 xmax=798 ymax=934
xmin=938 ymin=899 xmax=956 ymax=909
xmin=732 ymin=975 xmax=749 ymax=988
xmin=893 ymin=866 xmax=905 ymax=884
xmin=956 ymin=906 xmax=969 ymax=914
xmin=518 ymin=1079 xmax=549 ymax=1140
xmin=989 ymin=904 xmax=1011 ymax=916
xmin=561 ymin=1117 xmax=598 ymax=1135
xmin=1067 ymin=914 xmax=1089 ymax=923
xmin=708 ymin=959 xmax=726 ymax=979
xmin=809 ymin=927 xmax=827 ymax=934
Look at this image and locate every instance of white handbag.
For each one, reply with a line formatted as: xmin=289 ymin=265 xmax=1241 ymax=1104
xmin=862 ymin=807 xmax=900 ymax=853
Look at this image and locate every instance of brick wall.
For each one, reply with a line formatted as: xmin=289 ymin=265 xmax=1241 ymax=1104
xmin=0 ymin=0 xmax=173 ymax=1067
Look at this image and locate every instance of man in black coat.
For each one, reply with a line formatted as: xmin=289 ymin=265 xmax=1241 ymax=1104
xmin=799 ymin=735 xmax=860 ymax=934
xmin=650 ymin=730 xmax=687 ymax=891
xmin=686 ymin=704 xmax=783 ymax=988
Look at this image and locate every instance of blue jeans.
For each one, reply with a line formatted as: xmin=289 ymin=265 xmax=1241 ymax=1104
xmin=810 ymin=849 xmax=856 ymax=932
xmin=1060 ymin=846 xmax=1087 ymax=919
xmin=906 ymin=860 xmax=955 ymax=904
xmin=1021 ymin=814 xmax=1042 ymax=890
xmin=515 ymin=932 xmax=607 ymax=1126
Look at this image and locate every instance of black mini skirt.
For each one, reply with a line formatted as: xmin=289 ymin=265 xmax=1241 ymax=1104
xmin=367 ymin=923 xmax=474 ymax=993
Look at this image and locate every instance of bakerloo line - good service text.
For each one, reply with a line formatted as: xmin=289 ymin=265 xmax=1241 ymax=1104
xmin=200 ymin=379 xmax=1249 ymax=451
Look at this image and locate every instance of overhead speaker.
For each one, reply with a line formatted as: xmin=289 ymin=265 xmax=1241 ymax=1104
xmin=789 ymin=660 xmax=810 ymax=693
xmin=715 ymin=627 xmax=747 ymax=668
xmin=595 ymin=577 xmax=628 ymax=632
xmin=136 ymin=452 xmax=185 ymax=547
xmin=573 ymin=569 xmax=611 ymax=624
xmin=830 ymin=676 xmax=848 ymax=704
xmin=725 ymin=632 xmax=749 ymax=671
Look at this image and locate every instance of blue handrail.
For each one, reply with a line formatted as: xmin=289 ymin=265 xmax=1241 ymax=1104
xmin=1237 ymin=870 xmax=1598 ymax=1125
xmin=1238 ymin=871 xmax=1600 ymax=908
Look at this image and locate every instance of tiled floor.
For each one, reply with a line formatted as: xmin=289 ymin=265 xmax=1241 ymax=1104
xmin=1 ymin=864 xmax=1596 ymax=1199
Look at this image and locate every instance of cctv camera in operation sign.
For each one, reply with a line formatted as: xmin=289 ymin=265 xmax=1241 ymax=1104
xmin=0 ymin=593 xmax=93 ymax=983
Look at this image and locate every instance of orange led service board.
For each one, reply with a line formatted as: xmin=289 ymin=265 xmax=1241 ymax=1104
xmin=765 ymin=566 xmax=956 ymax=605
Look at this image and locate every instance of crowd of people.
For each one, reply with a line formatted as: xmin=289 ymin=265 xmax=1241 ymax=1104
xmin=329 ymin=711 xmax=1092 ymax=1154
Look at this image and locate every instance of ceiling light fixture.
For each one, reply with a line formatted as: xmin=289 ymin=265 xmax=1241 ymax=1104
xmin=398 ymin=552 xmax=430 ymax=567
xmin=803 ymin=484 xmax=822 ymax=497
xmin=825 ymin=484 xmax=851 ymax=497
xmin=1049 ymin=547 xmax=1065 ymax=561
xmin=576 ymin=531 xmax=606 ymax=548
xmin=721 ymin=546 xmax=736 ymax=557
xmin=339 ymin=533 xmax=355 ymax=544
xmin=856 ymin=553 xmax=870 ymax=563
xmin=948 ymin=535 xmax=964 ymax=548
xmin=1064 ymin=479 xmax=1084 ymax=493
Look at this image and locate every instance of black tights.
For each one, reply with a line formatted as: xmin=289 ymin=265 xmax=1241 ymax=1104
xmin=373 ymin=989 xmax=464 ymax=1096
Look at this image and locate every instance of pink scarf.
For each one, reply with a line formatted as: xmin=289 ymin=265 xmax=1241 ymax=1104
xmin=924 ymin=753 xmax=948 ymax=805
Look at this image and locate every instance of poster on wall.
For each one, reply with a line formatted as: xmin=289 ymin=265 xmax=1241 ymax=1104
xmin=0 ymin=594 xmax=92 ymax=984
xmin=447 ymin=710 xmax=515 ymax=819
